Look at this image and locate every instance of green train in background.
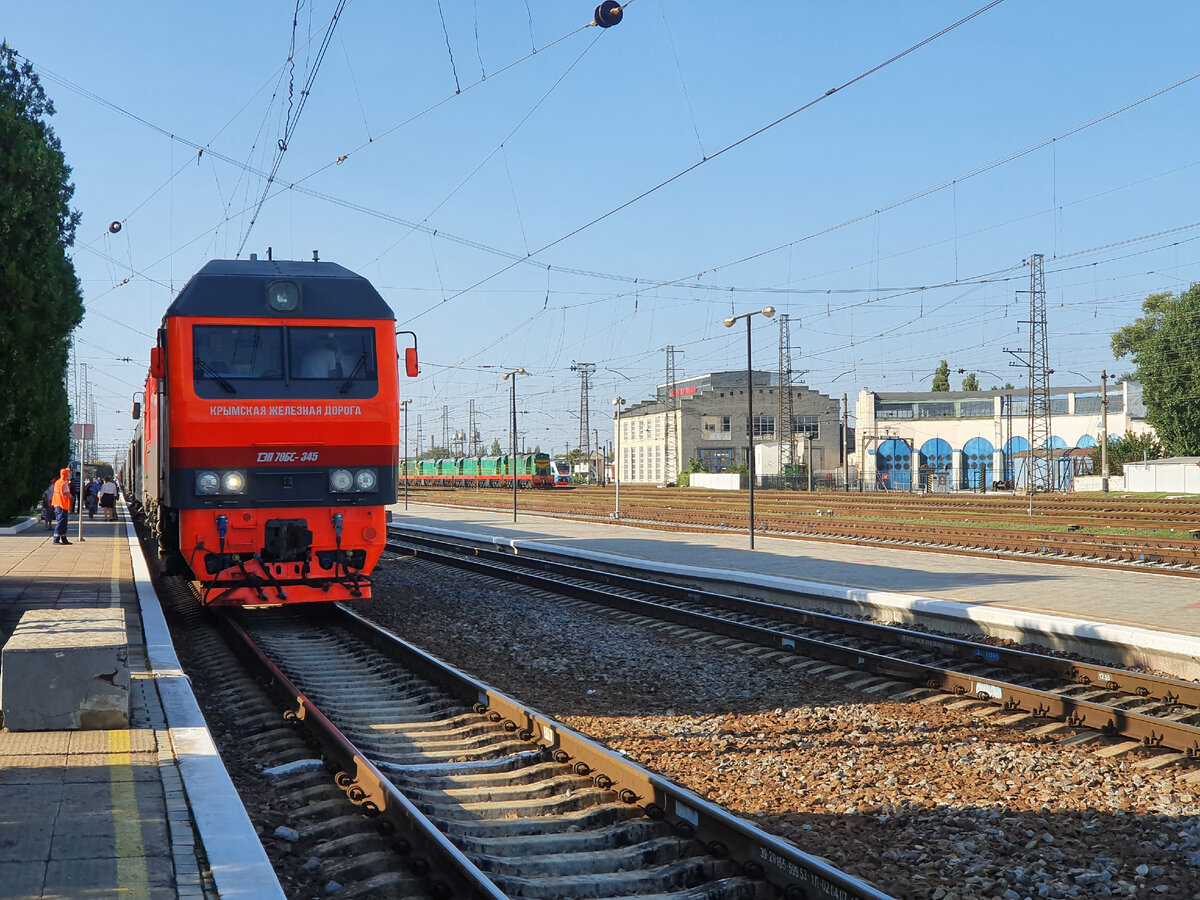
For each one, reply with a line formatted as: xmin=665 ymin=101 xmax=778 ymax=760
xmin=400 ymin=454 xmax=552 ymax=488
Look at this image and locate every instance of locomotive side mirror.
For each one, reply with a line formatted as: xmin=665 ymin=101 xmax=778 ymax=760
xmin=132 ymin=402 xmax=141 ymax=420
xmin=405 ymin=346 xmax=419 ymax=378
xmin=149 ymin=347 xmax=165 ymax=379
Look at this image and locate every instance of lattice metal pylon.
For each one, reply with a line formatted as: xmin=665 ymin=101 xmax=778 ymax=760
xmin=664 ymin=346 xmax=679 ymax=482
xmin=468 ymin=400 xmax=478 ymax=457
xmin=441 ymin=405 xmax=450 ymax=451
xmin=777 ymin=315 xmax=796 ymax=477
xmin=571 ymin=362 xmax=595 ymax=469
xmin=1027 ymin=253 xmax=1053 ymax=491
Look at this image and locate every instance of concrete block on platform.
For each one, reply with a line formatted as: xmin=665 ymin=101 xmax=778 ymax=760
xmin=0 ymin=609 xmax=129 ymax=731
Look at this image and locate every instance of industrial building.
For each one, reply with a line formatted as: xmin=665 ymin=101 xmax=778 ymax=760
xmin=613 ymin=371 xmax=843 ymax=486
xmin=855 ymin=380 xmax=1149 ymax=491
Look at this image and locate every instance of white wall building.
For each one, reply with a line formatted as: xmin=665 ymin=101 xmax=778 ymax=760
xmin=855 ymin=381 xmax=1149 ymax=490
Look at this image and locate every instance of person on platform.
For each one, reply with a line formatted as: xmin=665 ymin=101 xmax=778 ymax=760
xmin=51 ymin=467 xmax=73 ymax=545
xmin=99 ymin=477 xmax=118 ymax=521
xmin=84 ymin=477 xmax=98 ymax=519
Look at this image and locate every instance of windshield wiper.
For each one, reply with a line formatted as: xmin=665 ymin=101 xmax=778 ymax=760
xmin=195 ymin=356 xmax=237 ymax=394
xmin=337 ymin=352 xmax=368 ymax=394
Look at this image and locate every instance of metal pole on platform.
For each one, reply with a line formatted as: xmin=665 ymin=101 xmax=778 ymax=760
xmin=723 ymin=306 xmax=776 ymax=549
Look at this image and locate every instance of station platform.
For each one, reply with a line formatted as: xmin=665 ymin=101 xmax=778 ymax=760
xmin=0 ymin=508 xmax=281 ymax=900
xmin=390 ymin=501 xmax=1200 ymax=677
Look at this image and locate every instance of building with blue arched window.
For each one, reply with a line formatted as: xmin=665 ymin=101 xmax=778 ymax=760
xmin=855 ymin=381 xmax=1151 ymax=491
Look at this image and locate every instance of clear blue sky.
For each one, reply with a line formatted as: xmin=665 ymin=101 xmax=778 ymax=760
xmin=7 ymin=1 xmax=1200 ymax=461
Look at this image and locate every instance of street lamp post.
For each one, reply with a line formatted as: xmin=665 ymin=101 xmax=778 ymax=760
xmin=399 ymin=399 xmax=412 ymax=510
xmin=612 ymin=397 xmax=625 ymax=518
xmin=724 ymin=305 xmax=776 ymax=549
xmin=502 ymin=368 xmax=526 ymax=522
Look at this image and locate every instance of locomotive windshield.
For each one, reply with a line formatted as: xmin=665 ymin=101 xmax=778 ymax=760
xmin=192 ymin=325 xmax=378 ymax=399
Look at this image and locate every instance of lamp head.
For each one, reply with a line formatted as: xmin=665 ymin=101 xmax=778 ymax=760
xmin=723 ymin=317 xmax=736 ymax=328
xmin=762 ymin=306 xmax=776 ymax=318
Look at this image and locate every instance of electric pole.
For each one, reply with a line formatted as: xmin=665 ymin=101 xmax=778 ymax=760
xmin=664 ymin=346 xmax=680 ymax=484
xmin=570 ymin=361 xmax=595 ymax=478
xmin=778 ymin=315 xmax=796 ymax=484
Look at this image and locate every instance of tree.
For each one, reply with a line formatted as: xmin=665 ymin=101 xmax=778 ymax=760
xmin=0 ymin=44 xmax=84 ymax=519
xmin=1090 ymin=431 xmax=1162 ymax=477
xmin=960 ymin=373 xmax=980 ymax=391
xmin=931 ymin=360 xmax=950 ymax=391
xmin=1111 ymin=285 xmax=1200 ymax=455
xmin=488 ymin=438 xmax=502 ymax=455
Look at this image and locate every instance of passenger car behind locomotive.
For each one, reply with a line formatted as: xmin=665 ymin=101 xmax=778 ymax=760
xmin=127 ymin=258 xmax=415 ymax=605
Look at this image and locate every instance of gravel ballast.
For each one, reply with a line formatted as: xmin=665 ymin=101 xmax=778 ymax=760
xmin=362 ymin=554 xmax=1200 ymax=900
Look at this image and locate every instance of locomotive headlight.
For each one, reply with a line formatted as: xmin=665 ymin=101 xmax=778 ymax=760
xmin=196 ymin=471 xmax=220 ymax=495
xmin=221 ymin=470 xmax=246 ymax=494
xmin=329 ymin=468 xmax=354 ymax=493
xmin=354 ymin=468 xmax=378 ymax=492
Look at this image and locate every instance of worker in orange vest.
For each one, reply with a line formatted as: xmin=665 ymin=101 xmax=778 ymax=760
xmin=51 ymin=467 xmax=73 ymax=545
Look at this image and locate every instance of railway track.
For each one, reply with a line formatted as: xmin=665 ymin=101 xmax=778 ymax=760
xmin=386 ymin=527 xmax=1200 ymax=760
xmin=222 ymin=606 xmax=893 ymax=899
xmin=156 ymin=563 xmax=893 ymax=900
xmin=403 ymin=488 xmax=1200 ymax=574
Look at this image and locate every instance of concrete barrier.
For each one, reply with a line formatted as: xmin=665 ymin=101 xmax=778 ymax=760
xmin=0 ymin=609 xmax=130 ymax=730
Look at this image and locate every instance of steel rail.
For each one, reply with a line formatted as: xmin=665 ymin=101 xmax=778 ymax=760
xmin=387 ymin=530 xmax=1200 ymax=757
xmin=332 ymin=604 xmax=896 ymax=900
xmin=215 ymin=612 xmax=509 ymax=900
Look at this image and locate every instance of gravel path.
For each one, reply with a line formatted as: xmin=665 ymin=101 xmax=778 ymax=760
xmin=362 ymin=554 xmax=1200 ymax=900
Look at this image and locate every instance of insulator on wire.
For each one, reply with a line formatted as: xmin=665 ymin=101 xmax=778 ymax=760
xmin=108 ymin=221 xmax=122 ymax=234
xmin=594 ymin=1 xmax=623 ymax=27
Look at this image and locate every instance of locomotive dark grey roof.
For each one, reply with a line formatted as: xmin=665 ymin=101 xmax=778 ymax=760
xmin=165 ymin=259 xmax=395 ymax=320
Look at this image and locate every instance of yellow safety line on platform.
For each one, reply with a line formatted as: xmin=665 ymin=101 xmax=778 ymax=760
xmin=109 ymin=730 xmax=150 ymax=896
xmin=110 ymin=532 xmax=122 ymax=608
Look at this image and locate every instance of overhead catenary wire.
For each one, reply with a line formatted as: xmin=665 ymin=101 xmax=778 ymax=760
xmin=404 ymin=0 xmax=1012 ymax=322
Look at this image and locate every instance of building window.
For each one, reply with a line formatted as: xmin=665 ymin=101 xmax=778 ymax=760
xmin=752 ymin=414 xmax=775 ymax=438
xmin=959 ymin=400 xmax=993 ymax=417
xmin=638 ymin=420 xmax=644 ymax=440
xmin=623 ymin=421 xmax=628 ymax=440
xmin=878 ymin=404 xmax=915 ymax=419
xmin=793 ymin=415 xmax=819 ymax=438
xmin=655 ymin=447 xmax=662 ymax=480
xmin=698 ymin=448 xmax=733 ymax=473
xmin=916 ymin=402 xmax=955 ymax=419
xmin=701 ymin=415 xmax=731 ymax=439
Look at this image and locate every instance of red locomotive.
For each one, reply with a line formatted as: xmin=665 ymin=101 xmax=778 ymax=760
xmin=126 ymin=258 xmax=416 ymax=605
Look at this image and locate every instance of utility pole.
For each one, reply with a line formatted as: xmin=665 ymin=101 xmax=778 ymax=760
xmin=441 ymin=405 xmax=449 ymax=452
xmin=842 ymin=392 xmax=849 ymax=491
xmin=1004 ymin=252 xmax=1053 ymax=495
xmin=415 ymin=415 xmax=423 ymax=460
xmin=664 ymin=346 xmax=679 ymax=484
xmin=777 ymin=315 xmax=796 ymax=485
xmin=570 ymin=361 xmax=595 ymax=477
xmin=468 ymin=400 xmax=478 ymax=456
xmin=1027 ymin=253 xmax=1052 ymax=492
xmin=1100 ymin=370 xmax=1109 ymax=492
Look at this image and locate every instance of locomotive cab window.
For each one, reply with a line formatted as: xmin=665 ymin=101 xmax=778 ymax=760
xmin=288 ymin=327 xmax=377 ymax=389
xmin=193 ymin=325 xmax=284 ymax=395
xmin=192 ymin=324 xmax=378 ymax=399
